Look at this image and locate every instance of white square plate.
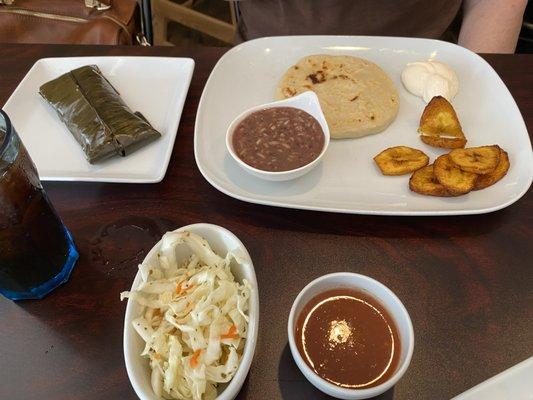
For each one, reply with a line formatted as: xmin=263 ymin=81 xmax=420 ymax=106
xmin=3 ymin=56 xmax=194 ymax=183
xmin=452 ymin=357 xmax=533 ymax=400
xmin=195 ymin=36 xmax=533 ymax=215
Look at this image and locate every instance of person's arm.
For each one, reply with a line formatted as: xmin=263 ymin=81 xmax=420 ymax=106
xmin=458 ymin=0 xmax=527 ymax=53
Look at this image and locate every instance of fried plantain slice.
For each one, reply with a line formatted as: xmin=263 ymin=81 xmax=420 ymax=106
xmin=409 ymin=164 xmax=452 ymax=197
xmin=449 ymin=145 xmax=500 ymax=174
xmin=374 ymin=146 xmax=430 ymax=175
xmin=434 ymin=154 xmax=477 ymax=195
xmin=474 ymin=148 xmax=510 ymax=190
xmin=420 ymin=135 xmax=467 ymax=149
xmin=418 ymin=96 xmax=467 ymax=149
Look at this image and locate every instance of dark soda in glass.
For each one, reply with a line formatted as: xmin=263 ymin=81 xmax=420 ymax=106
xmin=0 ymin=110 xmax=78 ymax=300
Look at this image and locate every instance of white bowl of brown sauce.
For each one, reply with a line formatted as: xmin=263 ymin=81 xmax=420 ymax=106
xmin=288 ymin=273 xmax=414 ymax=399
xmin=226 ymin=91 xmax=330 ymax=181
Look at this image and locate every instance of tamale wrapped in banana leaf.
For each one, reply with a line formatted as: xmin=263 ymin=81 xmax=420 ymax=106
xmin=39 ymin=65 xmax=161 ymax=164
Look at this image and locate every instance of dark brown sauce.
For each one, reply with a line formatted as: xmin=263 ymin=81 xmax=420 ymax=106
xmin=295 ymin=288 xmax=400 ymax=389
xmin=232 ymin=107 xmax=324 ymax=172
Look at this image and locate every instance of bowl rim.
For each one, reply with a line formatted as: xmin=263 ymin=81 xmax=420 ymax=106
xmin=123 ymin=223 xmax=260 ymax=400
xmin=287 ymin=272 xmax=414 ymax=399
xmin=225 ymin=91 xmax=331 ymax=177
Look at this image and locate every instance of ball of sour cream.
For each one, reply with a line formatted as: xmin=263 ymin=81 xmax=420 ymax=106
xmin=401 ymin=60 xmax=458 ymax=103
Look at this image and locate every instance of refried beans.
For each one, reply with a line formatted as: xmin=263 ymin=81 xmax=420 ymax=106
xmin=232 ymin=107 xmax=325 ymax=172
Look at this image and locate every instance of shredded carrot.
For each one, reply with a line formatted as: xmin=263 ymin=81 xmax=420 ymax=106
xmin=190 ymin=349 xmax=202 ymax=368
xmin=175 ymin=280 xmax=196 ymax=296
xmin=220 ymin=324 xmax=239 ymax=340
xmin=174 ymin=279 xmax=186 ymax=295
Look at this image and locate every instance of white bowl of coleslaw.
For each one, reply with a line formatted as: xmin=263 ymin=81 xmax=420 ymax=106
xmin=122 ymin=223 xmax=259 ymax=400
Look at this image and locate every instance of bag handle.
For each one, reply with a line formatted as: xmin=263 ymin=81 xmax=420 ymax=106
xmin=0 ymin=0 xmax=110 ymax=9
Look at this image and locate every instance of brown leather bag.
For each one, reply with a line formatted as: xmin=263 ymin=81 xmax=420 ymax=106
xmin=0 ymin=0 xmax=147 ymax=45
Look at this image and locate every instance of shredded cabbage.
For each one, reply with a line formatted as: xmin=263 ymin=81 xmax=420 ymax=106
xmin=121 ymin=231 xmax=251 ymax=400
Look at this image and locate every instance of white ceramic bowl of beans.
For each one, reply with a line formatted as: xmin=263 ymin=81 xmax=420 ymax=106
xmin=226 ymin=91 xmax=330 ymax=181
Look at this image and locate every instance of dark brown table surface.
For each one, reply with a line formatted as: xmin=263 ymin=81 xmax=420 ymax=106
xmin=0 ymin=44 xmax=532 ymax=400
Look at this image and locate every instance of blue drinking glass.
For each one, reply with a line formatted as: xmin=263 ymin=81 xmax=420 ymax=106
xmin=0 ymin=110 xmax=78 ymax=300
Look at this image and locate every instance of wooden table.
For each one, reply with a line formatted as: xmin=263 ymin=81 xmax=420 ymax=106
xmin=0 ymin=44 xmax=531 ymax=400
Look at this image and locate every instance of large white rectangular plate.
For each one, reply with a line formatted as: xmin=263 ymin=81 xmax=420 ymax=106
xmin=452 ymin=357 xmax=533 ymax=400
xmin=195 ymin=36 xmax=533 ymax=215
xmin=3 ymin=56 xmax=194 ymax=183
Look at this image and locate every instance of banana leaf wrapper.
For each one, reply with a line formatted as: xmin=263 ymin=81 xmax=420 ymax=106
xmin=39 ymin=65 xmax=161 ymax=164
